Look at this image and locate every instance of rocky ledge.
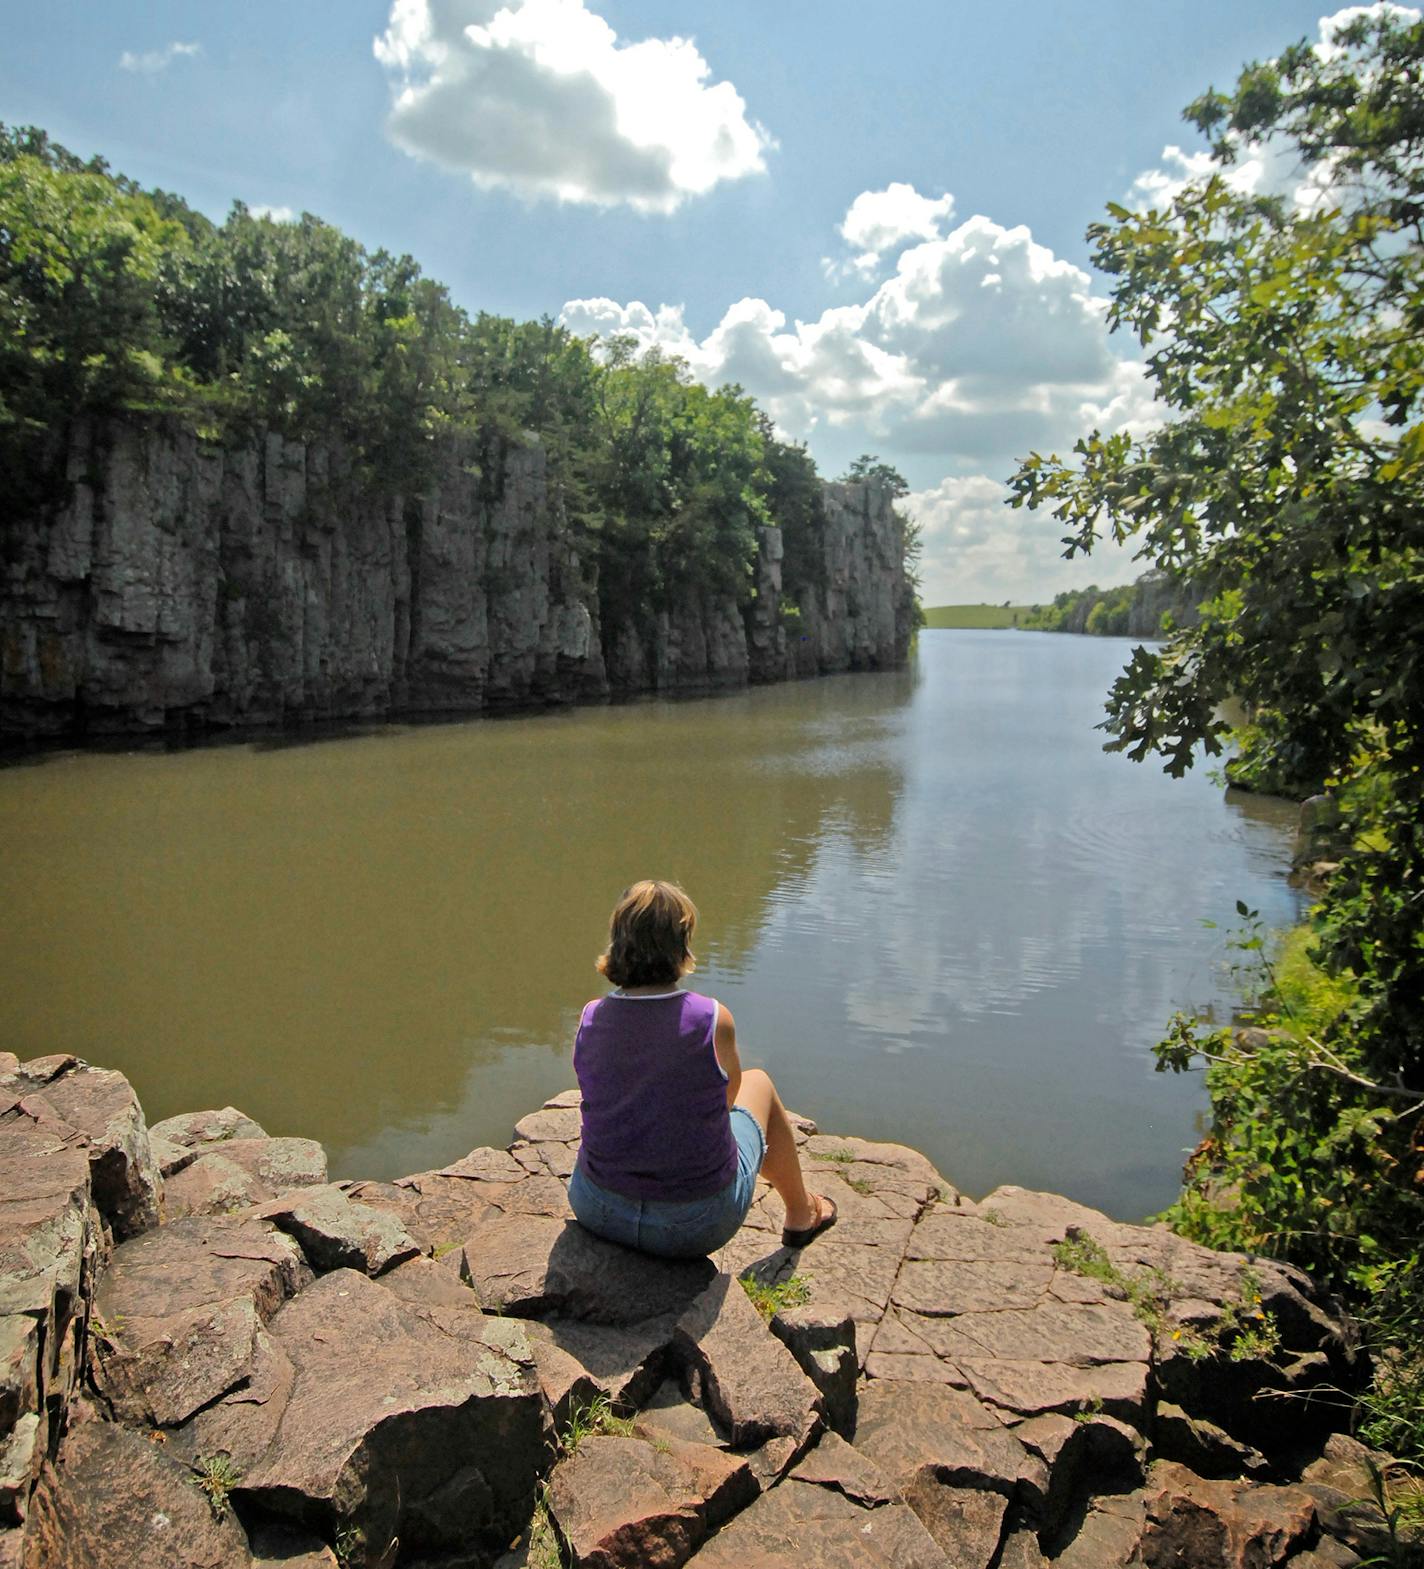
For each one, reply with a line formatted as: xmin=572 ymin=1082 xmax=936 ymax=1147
xmin=0 ymin=1052 xmax=1405 ymax=1568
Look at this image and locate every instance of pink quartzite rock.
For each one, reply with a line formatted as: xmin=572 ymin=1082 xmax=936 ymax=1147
xmin=162 ymin=1138 xmax=328 ymax=1221
xmin=1053 ymin=1492 xmax=1149 ymax=1568
xmin=526 ymin=1315 xmax=678 ymax=1428
xmin=1010 ymin=1412 xmax=1145 ymax=1533
xmin=1139 ymin=1461 xmax=1319 ymax=1568
xmin=460 ymin=1213 xmax=715 ymax=1324
xmin=852 ymin=1380 xmax=1047 ymax=1562
xmin=547 ymin=1433 xmax=756 ymax=1569
xmin=249 ymin=1185 xmax=420 ymax=1276
xmin=21 ymin=1413 xmax=252 ymax=1569
xmin=147 ymin=1107 xmax=268 ymax=1175
xmin=228 ymin=1270 xmax=546 ymax=1564
xmin=685 ymin=1474 xmax=954 ymax=1568
xmin=2 ymin=1057 xmax=160 ymax=1240
xmin=672 ymin=1275 xmax=822 ymax=1450
xmin=0 ymin=1106 xmax=104 ymax=1529
xmin=768 ymin=1302 xmax=857 ymax=1436
xmin=91 ymin=1215 xmax=310 ymax=1426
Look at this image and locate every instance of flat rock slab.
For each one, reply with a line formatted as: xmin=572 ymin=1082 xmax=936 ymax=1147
xmin=91 ymin=1215 xmax=310 ymax=1426
xmin=686 ymin=1474 xmax=953 ymax=1568
xmin=673 ymin=1275 xmax=822 ymax=1449
xmin=460 ymin=1213 xmax=714 ymax=1324
xmin=548 ymin=1433 xmax=755 ymax=1569
xmin=249 ymin=1186 xmax=420 ymax=1277
xmin=221 ymin=1271 xmax=544 ymax=1563
xmin=2 ymin=1057 xmax=159 ymax=1240
xmin=163 ymin=1139 xmax=328 ymax=1222
xmin=22 ymin=1414 xmax=252 ymax=1568
xmin=853 ymin=1381 xmax=1047 ymax=1509
xmin=635 ymin=1379 xmax=725 ymax=1450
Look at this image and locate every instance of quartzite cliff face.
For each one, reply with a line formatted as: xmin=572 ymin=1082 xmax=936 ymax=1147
xmin=0 ymin=418 xmax=917 ymax=738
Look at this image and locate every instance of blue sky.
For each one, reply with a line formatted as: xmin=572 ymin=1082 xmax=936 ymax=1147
xmin=2 ymin=1 xmax=1369 ymax=601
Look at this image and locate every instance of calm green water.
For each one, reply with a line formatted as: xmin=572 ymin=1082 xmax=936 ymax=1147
xmin=0 ymin=631 xmax=1301 ymax=1218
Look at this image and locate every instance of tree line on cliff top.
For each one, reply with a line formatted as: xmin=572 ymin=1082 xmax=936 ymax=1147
xmin=1011 ymin=11 xmax=1424 ymax=1465
xmin=0 ymin=123 xmax=915 ymax=624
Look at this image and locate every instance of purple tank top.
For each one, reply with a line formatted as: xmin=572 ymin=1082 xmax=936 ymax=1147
xmin=573 ymin=989 xmax=738 ymax=1202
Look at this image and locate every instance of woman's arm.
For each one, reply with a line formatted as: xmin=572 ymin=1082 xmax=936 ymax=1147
xmin=714 ymin=1002 xmax=743 ymax=1108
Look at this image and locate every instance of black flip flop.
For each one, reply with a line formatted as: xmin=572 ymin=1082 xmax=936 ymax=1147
xmin=782 ymin=1194 xmax=838 ymax=1250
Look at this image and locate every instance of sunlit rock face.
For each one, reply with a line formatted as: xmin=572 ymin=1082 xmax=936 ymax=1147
xmin=0 ymin=419 xmax=915 ymax=738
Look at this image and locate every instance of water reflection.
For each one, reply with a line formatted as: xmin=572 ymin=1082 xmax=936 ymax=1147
xmin=0 ymin=636 xmax=1300 ymax=1218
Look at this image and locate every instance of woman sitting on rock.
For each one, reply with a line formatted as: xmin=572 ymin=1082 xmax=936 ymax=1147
xmin=569 ymin=879 xmax=837 ymax=1260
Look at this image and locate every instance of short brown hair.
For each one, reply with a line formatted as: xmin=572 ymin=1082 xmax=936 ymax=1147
xmin=596 ymin=880 xmax=697 ymax=988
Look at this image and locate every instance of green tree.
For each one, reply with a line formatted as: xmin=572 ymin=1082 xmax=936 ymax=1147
xmin=841 ymin=453 xmax=909 ymax=496
xmin=1009 ymin=9 xmax=1424 ymax=1448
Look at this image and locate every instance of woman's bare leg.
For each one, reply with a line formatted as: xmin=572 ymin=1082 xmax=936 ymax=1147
xmin=734 ymin=1068 xmax=828 ymax=1233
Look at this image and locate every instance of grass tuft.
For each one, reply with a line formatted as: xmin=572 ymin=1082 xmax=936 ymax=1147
xmin=740 ymin=1272 xmax=812 ymax=1321
xmin=190 ymin=1453 xmax=241 ymax=1521
xmin=560 ymin=1394 xmax=634 ymax=1454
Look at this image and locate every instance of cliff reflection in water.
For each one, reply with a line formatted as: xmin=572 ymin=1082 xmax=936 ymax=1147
xmin=0 ymin=634 xmax=1303 ymax=1217
xmin=0 ymin=666 xmax=914 ymax=1179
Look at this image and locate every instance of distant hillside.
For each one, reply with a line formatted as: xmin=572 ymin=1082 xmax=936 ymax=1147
xmin=1020 ymin=573 xmax=1199 ymax=638
xmin=921 ymin=604 xmax=1034 ymax=629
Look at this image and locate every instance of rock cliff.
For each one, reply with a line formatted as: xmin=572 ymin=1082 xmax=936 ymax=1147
xmin=3 ymin=1052 xmax=1408 ymax=1569
xmin=0 ymin=418 xmax=916 ymax=738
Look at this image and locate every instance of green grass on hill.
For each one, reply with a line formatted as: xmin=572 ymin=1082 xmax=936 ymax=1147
xmin=921 ymin=604 xmax=1034 ymax=629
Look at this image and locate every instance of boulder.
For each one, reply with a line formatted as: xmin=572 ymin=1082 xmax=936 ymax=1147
xmin=2 ymin=1057 xmax=159 ymax=1239
xmin=672 ymin=1275 xmax=822 ymax=1450
xmin=21 ymin=1413 xmax=252 ymax=1568
xmin=163 ymin=1138 xmax=328 ymax=1221
xmin=221 ymin=1271 xmax=546 ymax=1565
xmin=1053 ymin=1492 xmax=1149 ymax=1567
xmin=91 ymin=1215 xmax=310 ymax=1426
xmin=1139 ymin=1460 xmax=1319 ymax=1568
xmin=1010 ymin=1412 xmax=1144 ymax=1533
xmin=249 ymin=1186 xmax=420 ymax=1277
xmin=546 ymin=1433 xmax=755 ymax=1568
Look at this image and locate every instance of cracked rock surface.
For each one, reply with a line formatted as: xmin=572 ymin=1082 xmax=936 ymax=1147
xmin=0 ymin=1064 xmax=1390 ymax=1568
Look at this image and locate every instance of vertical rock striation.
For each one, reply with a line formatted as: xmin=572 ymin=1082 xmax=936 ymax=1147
xmin=1 ymin=418 xmax=916 ymax=738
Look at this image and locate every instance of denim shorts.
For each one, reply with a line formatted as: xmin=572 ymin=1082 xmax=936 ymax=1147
xmin=568 ymin=1107 xmax=767 ymax=1259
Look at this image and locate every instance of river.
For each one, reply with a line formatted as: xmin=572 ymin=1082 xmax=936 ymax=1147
xmin=0 ymin=629 xmax=1302 ymax=1219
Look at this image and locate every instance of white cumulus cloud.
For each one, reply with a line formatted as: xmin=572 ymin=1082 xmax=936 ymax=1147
xmin=831 ymin=182 xmax=956 ymax=276
xmin=372 ymin=0 xmax=771 ymax=212
xmin=563 ymin=197 xmax=1163 ymax=603
xmin=250 ymin=204 xmax=297 ymax=223
xmin=118 ymin=41 xmax=201 ymax=75
xmin=566 ymin=211 xmax=1155 ymax=470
